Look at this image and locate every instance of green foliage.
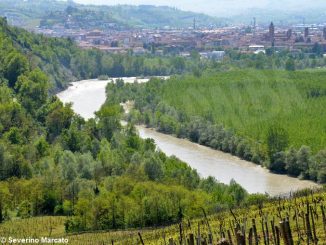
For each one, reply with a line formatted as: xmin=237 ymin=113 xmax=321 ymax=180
xmin=105 ymin=69 xmax=326 ymax=182
xmin=1 ymin=0 xmax=223 ymax=30
xmin=3 ymin=52 xmax=29 ymax=88
xmin=2 ymin=16 xmax=319 ymax=235
xmin=285 ymin=58 xmax=296 ymax=71
xmin=314 ymin=150 xmax=326 ymax=183
xmin=5 ymin=127 xmax=23 ymax=145
xmin=96 ymin=104 xmax=122 ymax=140
xmin=65 ymin=178 xmax=218 ymax=232
xmin=0 ymin=17 xmax=195 ymax=92
xmin=16 ymin=69 xmax=49 ymax=114
xmin=266 ymin=125 xmax=289 ymax=161
xmin=0 ymin=29 xmax=251 ymax=232
xmin=45 ymin=100 xmax=74 ymax=141
xmin=143 ymin=155 xmax=163 ymax=181
xmin=269 ymin=151 xmax=286 ymax=173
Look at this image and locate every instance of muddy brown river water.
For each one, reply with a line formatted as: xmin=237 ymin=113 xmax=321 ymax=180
xmin=57 ymin=78 xmax=319 ymax=196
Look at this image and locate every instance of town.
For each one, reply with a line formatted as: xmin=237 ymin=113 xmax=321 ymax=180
xmin=31 ymin=18 xmax=326 ymax=59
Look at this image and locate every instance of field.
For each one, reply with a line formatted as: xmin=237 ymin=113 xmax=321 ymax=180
xmin=160 ymin=69 xmax=326 ymax=153
xmin=1 ymin=190 xmax=326 ymax=244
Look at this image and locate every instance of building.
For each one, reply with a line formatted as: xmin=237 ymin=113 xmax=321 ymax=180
xmin=304 ymin=27 xmax=309 ymax=38
xmin=269 ymin=22 xmax=275 ymax=42
xmin=200 ymin=51 xmax=225 ymax=60
xmin=249 ymin=45 xmax=265 ymax=53
xmin=287 ymin=29 xmax=292 ymax=40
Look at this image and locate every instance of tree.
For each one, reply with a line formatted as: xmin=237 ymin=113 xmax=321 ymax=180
xmin=312 ymin=42 xmax=323 ymax=56
xmin=296 ymin=146 xmax=311 ymax=179
xmin=46 ymin=100 xmax=74 ymax=141
xmin=143 ymin=156 xmax=163 ymax=181
xmin=59 ymin=151 xmax=77 ymax=182
xmin=34 ymin=136 xmax=49 ymax=159
xmin=269 ymin=151 xmax=286 ymax=173
xmin=285 ymin=147 xmax=299 ymax=176
xmin=285 ymin=58 xmax=295 ymax=71
xmin=315 ymin=150 xmax=326 ymax=183
xmin=190 ymin=50 xmax=200 ymax=60
xmin=228 ymin=179 xmax=248 ymax=206
xmin=96 ymin=104 xmax=121 ymax=140
xmin=16 ymin=69 xmax=49 ymax=115
xmin=266 ymin=125 xmax=289 ymax=162
xmin=62 ymin=124 xmax=89 ymax=152
xmin=5 ymin=127 xmax=23 ymax=145
xmin=171 ymin=57 xmax=186 ymax=73
xmin=4 ymin=52 xmax=29 ymax=88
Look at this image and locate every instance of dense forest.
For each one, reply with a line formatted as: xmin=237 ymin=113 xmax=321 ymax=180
xmin=104 ymin=69 xmax=326 ymax=183
xmin=0 ymin=17 xmax=258 ymax=233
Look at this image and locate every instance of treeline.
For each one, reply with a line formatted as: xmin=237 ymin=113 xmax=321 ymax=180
xmin=2 ymin=16 xmax=326 ymax=96
xmin=0 ymin=17 xmax=254 ymax=233
xmin=224 ymin=47 xmax=326 ymax=71
xmin=0 ymin=17 xmax=197 ymax=92
xmin=104 ymin=70 xmax=326 ymax=183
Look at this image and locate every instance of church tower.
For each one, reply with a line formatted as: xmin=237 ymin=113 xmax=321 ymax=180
xmin=269 ymin=22 xmax=275 ymax=46
xmin=269 ymin=22 xmax=275 ymax=40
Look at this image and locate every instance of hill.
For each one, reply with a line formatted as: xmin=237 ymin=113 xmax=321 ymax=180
xmin=231 ymin=8 xmax=326 ymax=26
xmin=101 ymin=5 xmax=224 ymax=29
xmin=0 ymin=0 xmax=225 ymax=29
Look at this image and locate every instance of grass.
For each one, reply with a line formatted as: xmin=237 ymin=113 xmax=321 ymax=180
xmin=0 ymin=216 xmax=66 ymax=238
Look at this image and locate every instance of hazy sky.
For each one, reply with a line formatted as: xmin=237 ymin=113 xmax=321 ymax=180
xmin=73 ymin=0 xmax=268 ymax=16
xmin=73 ymin=0 xmax=326 ymax=16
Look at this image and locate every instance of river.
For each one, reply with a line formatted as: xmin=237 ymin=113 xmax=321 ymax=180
xmin=57 ymin=78 xmax=319 ymax=196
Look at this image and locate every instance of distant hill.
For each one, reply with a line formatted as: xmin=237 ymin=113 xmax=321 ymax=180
xmin=1 ymin=0 xmax=325 ymax=29
xmin=102 ymin=5 xmax=225 ymax=28
xmin=230 ymin=8 xmax=326 ymax=26
xmin=0 ymin=0 xmax=226 ymax=29
xmin=0 ymin=0 xmax=69 ymax=28
xmin=74 ymin=0 xmax=326 ymax=20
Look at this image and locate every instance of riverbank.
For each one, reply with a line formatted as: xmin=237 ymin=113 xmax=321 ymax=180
xmin=57 ymin=78 xmax=320 ymax=195
xmin=57 ymin=77 xmax=168 ymax=119
xmin=137 ymin=126 xmax=319 ymax=195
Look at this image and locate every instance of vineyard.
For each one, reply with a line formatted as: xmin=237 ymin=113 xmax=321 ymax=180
xmin=1 ymin=190 xmax=326 ymax=244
